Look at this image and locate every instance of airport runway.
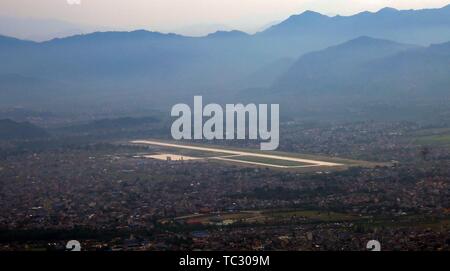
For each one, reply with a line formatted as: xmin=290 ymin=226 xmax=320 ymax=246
xmin=130 ymin=140 xmax=343 ymax=167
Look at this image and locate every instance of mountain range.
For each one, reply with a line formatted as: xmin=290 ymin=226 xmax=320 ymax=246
xmin=259 ymin=37 xmax=450 ymax=118
xmin=0 ymin=16 xmax=106 ymax=42
xmin=0 ymin=5 xmax=449 ymax=119
xmin=0 ymin=119 xmax=49 ymax=140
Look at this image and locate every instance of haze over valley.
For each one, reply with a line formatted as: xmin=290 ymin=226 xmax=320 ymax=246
xmin=1 ymin=5 xmax=450 ymax=122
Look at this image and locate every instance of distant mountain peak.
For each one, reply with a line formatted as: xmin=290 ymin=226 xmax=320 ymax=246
xmin=331 ymin=36 xmax=416 ymax=51
xmin=346 ymin=36 xmax=394 ymax=45
xmin=46 ymin=29 xmax=184 ymax=44
xmin=206 ymin=30 xmax=249 ymax=38
xmin=351 ymin=35 xmax=377 ymax=41
xmin=0 ymin=34 xmax=35 ymax=46
xmin=300 ymin=10 xmax=326 ymax=17
xmin=263 ymin=10 xmax=329 ymax=33
xmin=287 ymin=10 xmax=328 ymax=21
xmin=377 ymin=7 xmax=399 ymax=13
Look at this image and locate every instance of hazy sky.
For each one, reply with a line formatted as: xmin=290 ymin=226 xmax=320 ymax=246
xmin=1 ymin=0 xmax=450 ymax=35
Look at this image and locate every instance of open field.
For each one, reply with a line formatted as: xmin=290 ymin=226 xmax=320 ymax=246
xmin=130 ymin=139 xmax=381 ymax=170
xmin=164 ymin=209 xmax=362 ymax=226
xmin=406 ymin=128 xmax=450 ymax=146
xmin=165 ymin=209 xmax=450 ymax=230
xmin=414 ymin=134 xmax=450 ymax=146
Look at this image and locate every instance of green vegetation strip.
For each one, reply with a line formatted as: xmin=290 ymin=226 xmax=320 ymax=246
xmin=414 ymin=134 xmax=450 ymax=146
xmin=225 ymin=155 xmax=313 ymax=167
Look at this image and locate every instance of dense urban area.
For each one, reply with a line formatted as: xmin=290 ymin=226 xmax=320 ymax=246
xmin=0 ymin=114 xmax=449 ymax=251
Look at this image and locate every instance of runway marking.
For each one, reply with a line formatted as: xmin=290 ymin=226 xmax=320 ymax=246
xmin=211 ymin=156 xmax=323 ymax=168
xmin=131 ymin=140 xmax=343 ymax=167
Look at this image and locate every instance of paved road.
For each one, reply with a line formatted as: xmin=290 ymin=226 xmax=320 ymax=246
xmin=131 ymin=140 xmax=343 ymax=167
